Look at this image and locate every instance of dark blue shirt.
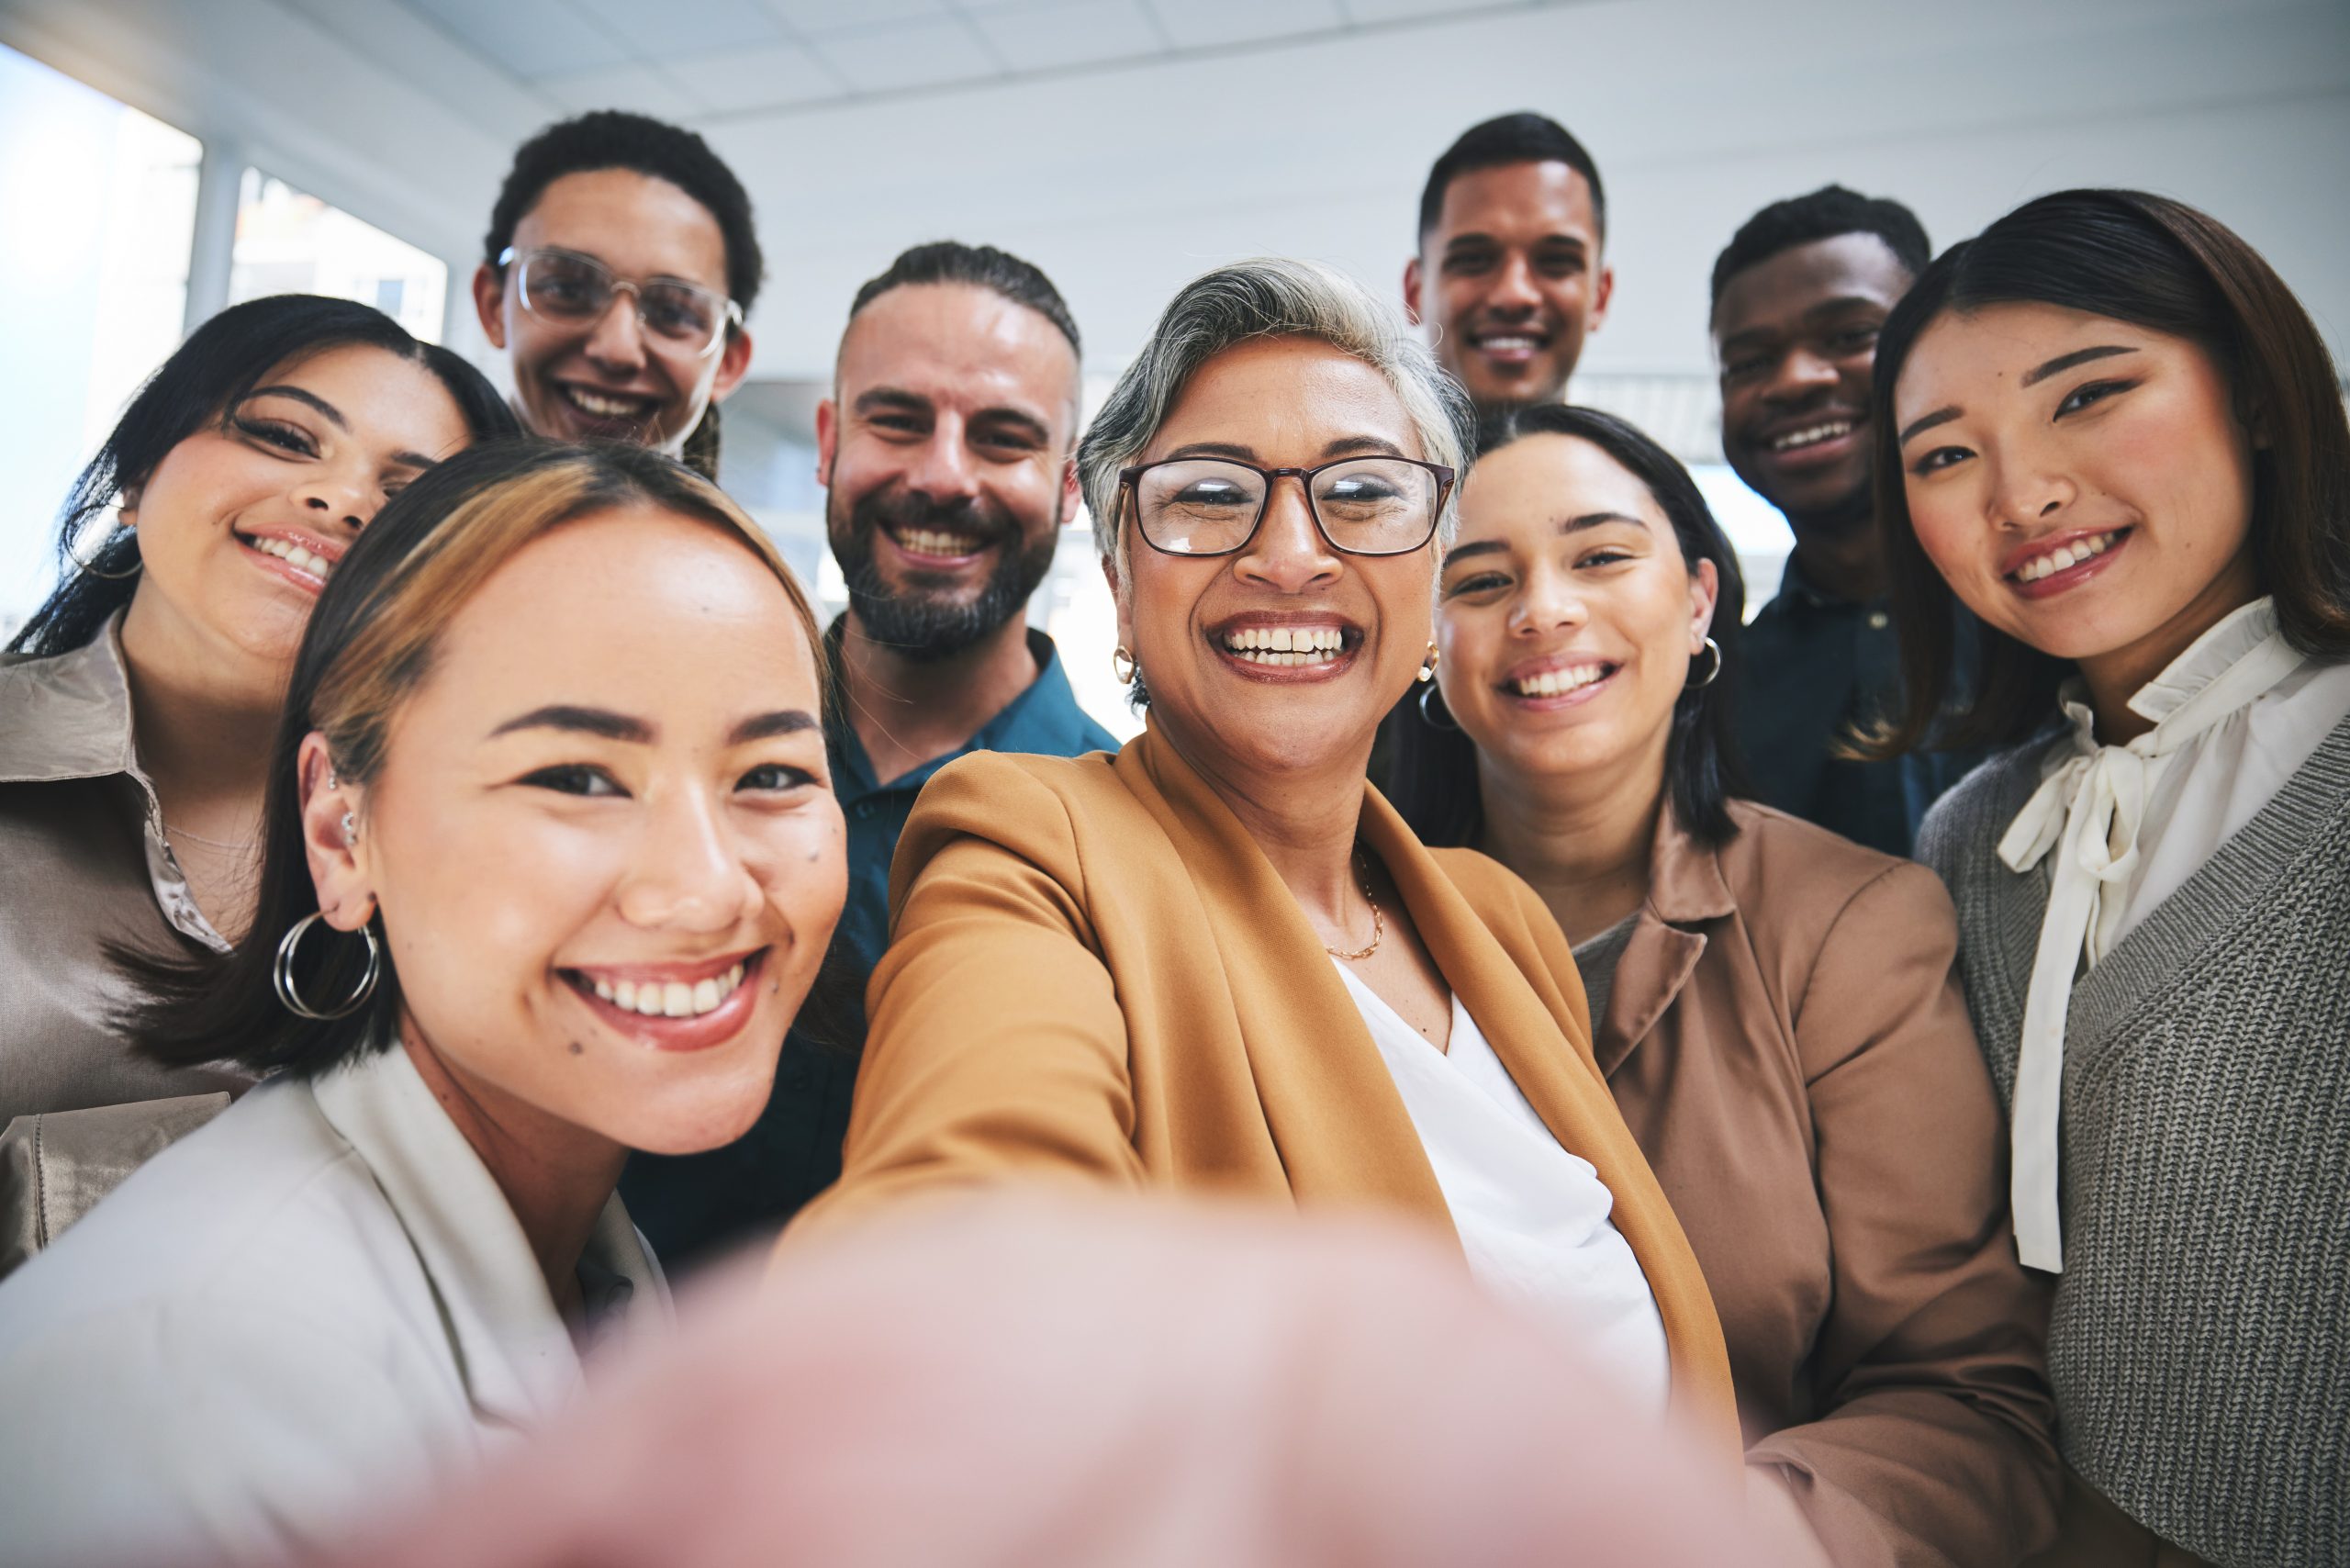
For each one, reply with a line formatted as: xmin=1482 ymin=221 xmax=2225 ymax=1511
xmin=622 ymin=624 xmax=1117 ymax=1265
xmin=1733 ymin=557 xmax=1984 ymax=858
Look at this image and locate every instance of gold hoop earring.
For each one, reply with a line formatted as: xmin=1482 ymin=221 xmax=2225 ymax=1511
xmin=67 ymin=510 xmax=141 ymax=580
xmin=1685 ymin=635 xmax=1723 ymax=689
xmin=1416 ymin=643 xmax=1439 ymax=683
xmin=1112 ymin=644 xmax=1138 ymax=685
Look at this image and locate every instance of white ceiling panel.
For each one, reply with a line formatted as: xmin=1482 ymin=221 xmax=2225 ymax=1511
xmin=400 ymin=0 xmax=632 ymax=79
xmin=666 ymin=42 xmax=845 ymax=114
xmin=1151 ymin=0 xmax=1347 ymax=49
xmin=534 ymin=62 xmax=700 ymax=118
xmin=973 ymin=0 xmax=1160 ymax=71
xmin=810 ymin=17 xmax=996 ymax=91
xmin=569 ymin=0 xmax=789 ymax=60
xmin=764 ymin=0 xmax=954 ymax=35
xmin=1343 ymin=0 xmax=1529 ymax=21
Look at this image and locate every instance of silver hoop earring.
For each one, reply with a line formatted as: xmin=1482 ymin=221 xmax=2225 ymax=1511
xmin=273 ymin=911 xmax=382 ymax=1021
xmin=1418 ymin=683 xmax=1460 ymax=732
xmin=67 ymin=513 xmax=141 ymax=580
xmin=1685 ymin=635 xmax=1723 ymax=689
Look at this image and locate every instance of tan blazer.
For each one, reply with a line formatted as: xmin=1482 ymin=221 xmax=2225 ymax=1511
xmin=792 ymin=726 xmax=1737 ymax=1444
xmin=1602 ymin=799 xmax=2061 ymax=1563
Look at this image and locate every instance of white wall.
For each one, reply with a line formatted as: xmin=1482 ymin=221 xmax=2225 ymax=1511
xmin=4 ymin=0 xmax=2344 ymax=390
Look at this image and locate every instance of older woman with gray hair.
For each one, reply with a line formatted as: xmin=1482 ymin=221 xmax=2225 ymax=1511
xmin=789 ymin=259 xmax=1738 ymax=1443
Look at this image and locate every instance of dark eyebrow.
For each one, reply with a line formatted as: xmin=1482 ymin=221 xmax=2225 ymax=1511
xmin=2020 ymin=344 xmax=2138 ymax=387
xmin=970 ymin=406 xmax=1053 ymax=445
xmin=242 ymin=386 xmax=348 ymax=431
xmin=1899 ymin=408 xmax=1961 ymax=446
xmin=489 ymin=705 xmax=652 ymax=744
xmin=1563 ymin=510 xmax=1647 ymax=533
xmin=729 ymin=711 xmax=819 ymax=745
xmin=854 ymin=387 xmax=933 ymax=418
xmin=1443 ymin=539 xmax=1506 ymax=567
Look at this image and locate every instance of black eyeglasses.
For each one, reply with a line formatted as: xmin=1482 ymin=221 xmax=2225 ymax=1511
xmin=1118 ymin=456 xmax=1454 ymax=558
xmin=498 ymin=246 xmax=744 ymax=359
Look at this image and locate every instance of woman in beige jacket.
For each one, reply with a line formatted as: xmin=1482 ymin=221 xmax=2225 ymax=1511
xmin=1391 ymin=404 xmax=2061 ymax=1565
xmin=794 ymin=260 xmax=1740 ymax=1447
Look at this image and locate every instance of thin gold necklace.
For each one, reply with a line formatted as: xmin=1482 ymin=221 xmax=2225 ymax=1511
xmin=1325 ymin=850 xmax=1384 ymax=962
xmin=162 ymin=820 xmax=256 ymax=853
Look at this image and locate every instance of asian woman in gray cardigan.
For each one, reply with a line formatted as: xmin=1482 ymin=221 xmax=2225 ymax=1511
xmin=1868 ymin=189 xmax=2350 ymax=1568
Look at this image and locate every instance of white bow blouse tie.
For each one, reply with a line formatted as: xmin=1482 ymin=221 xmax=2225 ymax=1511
xmin=1997 ymin=618 xmax=2305 ymax=1271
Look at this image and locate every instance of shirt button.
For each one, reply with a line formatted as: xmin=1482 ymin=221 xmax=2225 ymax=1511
xmin=1867 ymin=610 xmax=1890 ymax=632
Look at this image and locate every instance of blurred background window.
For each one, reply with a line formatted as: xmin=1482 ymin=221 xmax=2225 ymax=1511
xmin=227 ymin=169 xmax=447 ymax=345
xmin=0 ymin=40 xmax=200 ymax=640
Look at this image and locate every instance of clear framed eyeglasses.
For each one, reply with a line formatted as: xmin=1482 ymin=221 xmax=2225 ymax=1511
xmin=1118 ymin=456 xmax=1455 ymax=557
xmin=498 ymin=246 xmax=744 ymax=360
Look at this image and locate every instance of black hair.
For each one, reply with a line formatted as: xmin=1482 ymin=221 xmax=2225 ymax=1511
xmin=1866 ymin=188 xmax=2350 ymax=757
xmin=1416 ymin=112 xmax=1607 ymax=248
xmin=123 ymin=439 xmax=827 ymax=1077
xmin=7 ymin=294 xmax=516 ymax=658
xmin=484 ymin=110 xmax=764 ymax=313
xmin=1709 ymin=184 xmax=1930 ymax=315
xmin=1387 ymin=405 xmax=1747 ymax=847
xmin=846 ymin=240 xmax=1080 ymax=358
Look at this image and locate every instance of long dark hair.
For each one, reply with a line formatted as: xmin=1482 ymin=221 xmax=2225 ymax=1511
xmin=1388 ymin=405 xmax=1748 ymax=847
xmin=1867 ymin=188 xmax=2350 ymax=756
xmin=8 ymin=294 xmax=516 ymax=657
xmin=123 ymin=440 xmax=826 ymax=1078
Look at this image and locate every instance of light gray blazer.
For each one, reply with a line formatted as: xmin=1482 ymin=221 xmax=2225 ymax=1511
xmin=0 ymin=1039 xmax=668 ymax=1567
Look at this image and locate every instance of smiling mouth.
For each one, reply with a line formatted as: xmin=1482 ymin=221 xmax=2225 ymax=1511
xmin=1472 ymin=330 xmax=1550 ymax=359
xmin=1768 ymin=420 xmax=1855 ymax=453
xmin=235 ymin=531 xmax=336 ymax=585
xmin=1506 ymin=661 xmax=1617 ymax=700
xmin=557 ymin=384 xmax=659 ymax=423
xmin=2010 ymin=528 xmax=2129 ymax=584
xmin=1220 ymin=624 xmax=1350 ymax=667
xmin=884 ymin=522 xmax=994 ymax=561
xmin=562 ymin=955 xmax=755 ymax=1019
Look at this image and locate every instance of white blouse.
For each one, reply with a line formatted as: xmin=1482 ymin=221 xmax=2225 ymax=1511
xmin=1998 ymin=597 xmax=2350 ymax=1270
xmin=1334 ymin=961 xmax=1671 ymax=1414
xmin=0 ymin=1041 xmax=669 ymax=1566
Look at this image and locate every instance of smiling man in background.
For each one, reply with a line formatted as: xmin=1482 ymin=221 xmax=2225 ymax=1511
xmin=623 ymin=241 xmax=1114 ymax=1264
xmin=1712 ymin=185 xmax=1980 ymax=856
xmin=473 ymin=110 xmax=758 ymax=477
xmin=1404 ymin=112 xmax=1613 ymax=416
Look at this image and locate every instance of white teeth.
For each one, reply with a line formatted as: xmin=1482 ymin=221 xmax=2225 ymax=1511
xmin=245 ymin=535 xmax=334 ymax=578
xmin=585 ymin=963 xmax=747 ymax=1019
xmin=1514 ymin=664 xmax=1609 ymax=698
xmin=1478 ymin=334 xmax=1540 ymax=352
xmin=2016 ymin=531 xmax=2120 ymax=582
xmin=566 ymin=386 xmax=652 ymax=418
xmin=892 ymin=527 xmax=986 ymax=556
xmin=1769 ymin=420 xmax=1855 ymax=452
xmin=1222 ymin=625 xmax=1345 ymax=661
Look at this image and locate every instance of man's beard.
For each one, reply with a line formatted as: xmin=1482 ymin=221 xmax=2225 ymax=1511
xmin=832 ymin=487 xmax=1058 ymax=664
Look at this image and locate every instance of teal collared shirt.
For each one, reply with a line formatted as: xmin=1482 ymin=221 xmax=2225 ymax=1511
xmin=622 ymin=623 xmax=1116 ymax=1264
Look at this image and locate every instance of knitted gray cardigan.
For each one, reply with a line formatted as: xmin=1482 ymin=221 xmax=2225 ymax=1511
xmin=1918 ymin=714 xmax=2350 ymax=1568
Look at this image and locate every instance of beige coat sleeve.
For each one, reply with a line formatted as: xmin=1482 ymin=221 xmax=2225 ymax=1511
xmin=793 ymin=764 xmax=1146 ymax=1234
xmin=1745 ymin=860 xmax=2062 ymax=1566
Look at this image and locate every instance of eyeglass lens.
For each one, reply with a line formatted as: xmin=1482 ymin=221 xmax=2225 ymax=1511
xmin=1134 ymin=459 xmax=1440 ymax=555
xmin=517 ymin=252 xmax=725 ymax=351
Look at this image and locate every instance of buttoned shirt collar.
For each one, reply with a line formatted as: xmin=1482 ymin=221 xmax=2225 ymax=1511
xmin=0 ymin=620 xmax=228 ymax=952
xmin=310 ymin=1041 xmax=670 ymax=1430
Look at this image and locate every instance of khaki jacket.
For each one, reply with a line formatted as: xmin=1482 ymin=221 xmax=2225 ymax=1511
xmin=1603 ymin=799 xmax=2061 ymax=1563
xmin=792 ymin=726 xmax=1738 ymax=1446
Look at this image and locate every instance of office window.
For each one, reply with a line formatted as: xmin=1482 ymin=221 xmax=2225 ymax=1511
xmin=228 ymin=169 xmax=447 ymax=345
xmin=0 ymin=41 xmax=201 ymax=636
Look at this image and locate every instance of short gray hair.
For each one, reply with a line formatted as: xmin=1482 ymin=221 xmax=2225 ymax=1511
xmin=1078 ymin=258 xmax=1476 ymax=561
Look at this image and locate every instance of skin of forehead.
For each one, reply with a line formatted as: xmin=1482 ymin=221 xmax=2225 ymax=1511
xmin=1897 ymin=301 xmax=2150 ymax=421
xmin=1427 ymin=160 xmax=1602 ymax=259
xmin=514 ymin=168 xmax=733 ymax=294
xmin=835 ymin=283 xmax=1080 ymax=436
xmin=1713 ymin=231 xmax=1914 ymax=345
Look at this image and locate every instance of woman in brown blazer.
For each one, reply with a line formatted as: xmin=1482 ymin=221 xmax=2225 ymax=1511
xmin=793 ymin=260 xmax=1737 ymax=1448
xmin=1390 ymin=404 xmax=2061 ymax=1564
